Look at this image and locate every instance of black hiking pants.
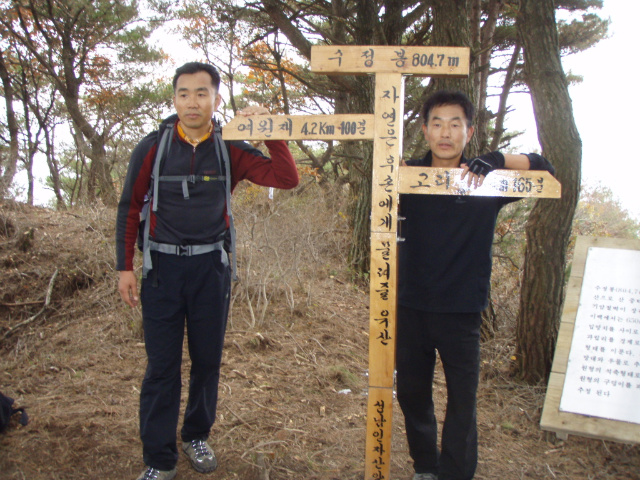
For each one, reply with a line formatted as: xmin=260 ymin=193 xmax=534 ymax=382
xmin=396 ymin=306 xmax=482 ymax=480
xmin=139 ymin=250 xmax=230 ymax=470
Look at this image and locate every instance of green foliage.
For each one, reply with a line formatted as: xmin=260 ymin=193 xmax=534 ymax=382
xmin=573 ymin=184 xmax=640 ymax=239
xmin=489 ymin=183 xmax=639 ymax=327
xmin=495 ymin=184 xmax=640 ymax=261
xmin=558 ymin=13 xmax=610 ymax=54
xmin=114 ymin=26 xmax=166 ymax=65
xmin=556 ymin=0 xmax=604 ymax=11
xmin=0 ymin=0 xmax=170 ymax=206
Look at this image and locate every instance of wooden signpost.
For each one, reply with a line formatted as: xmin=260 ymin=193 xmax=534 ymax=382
xmin=224 ymin=45 xmax=561 ymax=479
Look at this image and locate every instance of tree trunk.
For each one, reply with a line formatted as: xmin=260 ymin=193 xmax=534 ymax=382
xmin=344 ymin=76 xmax=375 ymax=274
xmin=344 ymin=0 xmax=413 ymax=272
xmin=474 ymin=0 xmax=503 ymax=154
xmin=25 ymin=152 xmax=35 ymax=205
xmin=62 ymin=90 xmax=117 ymax=206
xmin=489 ymin=44 xmax=521 ymax=151
xmin=515 ymin=0 xmax=582 ymax=383
xmin=0 ymin=50 xmax=20 ymax=197
xmin=430 ymin=0 xmax=478 ymax=155
xmin=20 ymin=88 xmax=37 ymax=206
xmin=43 ymin=126 xmax=66 ymax=209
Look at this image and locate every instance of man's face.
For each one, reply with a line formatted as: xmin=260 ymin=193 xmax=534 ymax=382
xmin=422 ymin=104 xmax=474 ymax=166
xmin=173 ymin=71 xmax=221 ymax=137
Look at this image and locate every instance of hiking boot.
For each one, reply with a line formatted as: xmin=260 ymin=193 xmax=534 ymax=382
xmin=136 ymin=466 xmax=177 ymax=480
xmin=413 ymin=474 xmax=438 ymax=480
xmin=182 ymin=439 xmax=217 ymax=473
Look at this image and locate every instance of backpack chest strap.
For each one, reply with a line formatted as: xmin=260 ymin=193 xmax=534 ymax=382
xmin=158 ymin=174 xmax=226 ymax=199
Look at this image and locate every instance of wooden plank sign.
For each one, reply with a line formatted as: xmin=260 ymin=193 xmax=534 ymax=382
xmin=311 ymin=45 xmax=470 ymax=77
xmin=398 ymin=167 xmax=560 ymax=198
xmin=223 ymin=114 xmax=375 ymax=141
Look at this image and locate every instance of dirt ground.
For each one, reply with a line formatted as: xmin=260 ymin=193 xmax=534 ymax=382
xmin=1 ymin=200 xmax=639 ymax=480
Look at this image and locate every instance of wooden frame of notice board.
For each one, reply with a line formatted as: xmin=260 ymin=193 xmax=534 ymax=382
xmin=541 ymin=236 xmax=640 ymax=443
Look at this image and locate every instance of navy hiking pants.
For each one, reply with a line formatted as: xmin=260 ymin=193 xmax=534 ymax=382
xmin=139 ymin=250 xmax=230 ymax=470
xmin=396 ymin=305 xmax=482 ymax=480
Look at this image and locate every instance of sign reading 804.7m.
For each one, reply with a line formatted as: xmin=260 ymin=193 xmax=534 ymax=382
xmin=311 ymin=45 xmax=470 ymax=76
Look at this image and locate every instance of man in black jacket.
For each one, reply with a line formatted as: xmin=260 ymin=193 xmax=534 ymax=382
xmin=116 ymin=62 xmax=298 ymax=480
xmin=397 ymin=90 xmax=554 ymax=480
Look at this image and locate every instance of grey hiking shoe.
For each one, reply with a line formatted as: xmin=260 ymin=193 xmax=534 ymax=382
xmin=136 ymin=466 xmax=177 ymax=480
xmin=413 ymin=474 xmax=438 ymax=480
xmin=182 ymin=439 xmax=217 ymax=473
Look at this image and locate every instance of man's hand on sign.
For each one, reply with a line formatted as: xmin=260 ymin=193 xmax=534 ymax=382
xmin=461 ymin=151 xmax=505 ymax=189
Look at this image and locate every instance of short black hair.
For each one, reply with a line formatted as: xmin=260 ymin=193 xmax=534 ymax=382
xmin=172 ymin=62 xmax=221 ymax=92
xmin=421 ymin=90 xmax=474 ymax=128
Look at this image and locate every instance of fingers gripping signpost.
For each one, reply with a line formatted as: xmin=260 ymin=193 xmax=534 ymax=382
xmin=224 ymin=45 xmax=561 ymax=479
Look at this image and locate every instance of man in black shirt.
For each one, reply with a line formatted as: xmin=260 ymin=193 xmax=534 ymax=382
xmin=397 ymin=91 xmax=554 ymax=480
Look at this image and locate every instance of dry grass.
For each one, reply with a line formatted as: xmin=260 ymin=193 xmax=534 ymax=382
xmin=1 ymin=187 xmax=639 ymax=480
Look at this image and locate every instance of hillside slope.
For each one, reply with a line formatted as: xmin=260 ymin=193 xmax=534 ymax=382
xmin=1 ymin=199 xmax=638 ymax=479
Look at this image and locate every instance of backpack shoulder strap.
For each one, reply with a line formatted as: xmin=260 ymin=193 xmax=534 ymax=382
xmin=142 ymin=123 xmax=173 ymax=278
xmin=151 ymin=123 xmax=174 ymax=212
xmin=212 ymin=120 xmax=238 ymax=281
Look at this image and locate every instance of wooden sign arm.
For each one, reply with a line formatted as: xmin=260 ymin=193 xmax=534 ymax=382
xmin=398 ymin=166 xmax=561 ymax=199
xmin=222 ymin=114 xmax=375 ymax=141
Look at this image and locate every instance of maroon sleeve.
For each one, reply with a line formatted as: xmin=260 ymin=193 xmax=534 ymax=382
xmin=228 ymin=140 xmax=299 ymax=191
xmin=115 ymin=137 xmax=157 ymax=271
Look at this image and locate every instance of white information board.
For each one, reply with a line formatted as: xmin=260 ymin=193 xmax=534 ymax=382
xmin=559 ymin=247 xmax=640 ymax=423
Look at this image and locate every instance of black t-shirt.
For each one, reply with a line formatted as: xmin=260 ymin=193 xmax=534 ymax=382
xmin=397 ymin=153 xmax=515 ymax=313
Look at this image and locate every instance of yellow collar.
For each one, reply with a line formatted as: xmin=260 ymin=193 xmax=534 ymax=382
xmin=177 ymin=122 xmax=213 ymax=147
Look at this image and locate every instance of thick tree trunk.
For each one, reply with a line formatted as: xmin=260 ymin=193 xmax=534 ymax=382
xmin=515 ymin=0 xmax=582 ymax=383
xmin=432 ymin=0 xmax=504 ymax=341
xmin=345 ymin=0 xmax=406 ymax=273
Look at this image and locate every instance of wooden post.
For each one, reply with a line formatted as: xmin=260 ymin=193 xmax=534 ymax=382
xmin=365 ymin=72 xmax=404 ymax=479
xmin=223 ymin=45 xmax=561 ymax=480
